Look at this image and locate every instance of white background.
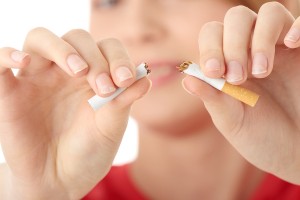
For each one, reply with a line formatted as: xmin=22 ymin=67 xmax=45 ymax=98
xmin=0 ymin=0 xmax=138 ymax=165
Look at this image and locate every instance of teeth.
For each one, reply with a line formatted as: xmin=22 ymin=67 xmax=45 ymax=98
xmin=149 ymin=66 xmax=173 ymax=79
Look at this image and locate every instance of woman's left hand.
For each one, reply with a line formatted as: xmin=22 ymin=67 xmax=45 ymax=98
xmin=183 ymin=2 xmax=300 ymax=184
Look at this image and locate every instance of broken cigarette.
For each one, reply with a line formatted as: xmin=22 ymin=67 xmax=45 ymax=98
xmin=178 ymin=61 xmax=259 ymax=107
xmin=88 ymin=63 xmax=151 ymax=111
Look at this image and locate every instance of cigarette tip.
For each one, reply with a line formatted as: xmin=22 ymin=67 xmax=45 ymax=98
xmin=144 ymin=63 xmax=151 ymax=74
xmin=177 ymin=61 xmax=193 ymax=72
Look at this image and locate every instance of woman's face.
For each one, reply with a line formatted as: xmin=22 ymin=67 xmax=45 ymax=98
xmin=90 ymin=0 xmax=237 ymax=134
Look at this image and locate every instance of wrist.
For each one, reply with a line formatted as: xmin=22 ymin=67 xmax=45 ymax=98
xmin=1 ymin=165 xmax=71 ymax=200
xmin=0 ymin=163 xmax=11 ymax=200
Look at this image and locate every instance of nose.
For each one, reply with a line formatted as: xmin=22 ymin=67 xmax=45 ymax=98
xmin=121 ymin=1 xmax=166 ymax=45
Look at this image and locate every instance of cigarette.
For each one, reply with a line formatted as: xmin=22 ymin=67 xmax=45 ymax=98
xmin=178 ymin=61 xmax=259 ymax=107
xmin=88 ymin=63 xmax=151 ymax=110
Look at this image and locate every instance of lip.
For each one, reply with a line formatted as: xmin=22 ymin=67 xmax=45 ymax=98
xmin=142 ymin=61 xmax=182 ymax=87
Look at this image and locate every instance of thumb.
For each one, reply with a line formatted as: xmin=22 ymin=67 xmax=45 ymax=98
xmin=182 ymin=75 xmax=246 ymax=136
xmin=95 ymin=77 xmax=151 ymax=144
xmin=58 ymin=77 xmax=151 ymax=197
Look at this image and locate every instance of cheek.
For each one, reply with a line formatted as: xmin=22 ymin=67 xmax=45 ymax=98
xmin=90 ymin=14 xmax=116 ymax=39
xmin=165 ymin=2 xmax=234 ymax=62
xmin=167 ymin=1 xmax=234 ymax=41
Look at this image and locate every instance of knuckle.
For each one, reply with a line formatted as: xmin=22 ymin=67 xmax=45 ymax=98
xmin=227 ymin=42 xmax=247 ymax=51
xmin=55 ymin=43 xmax=74 ymax=54
xmin=98 ymin=38 xmax=123 ymax=47
xmin=201 ymin=21 xmax=223 ymax=31
xmin=199 ymin=21 xmax=223 ymax=42
xmin=63 ymin=29 xmax=90 ymax=40
xmin=225 ymin=5 xmax=253 ymax=20
xmin=0 ymin=47 xmax=8 ymax=60
xmin=108 ymin=53 xmax=132 ymax=66
xmin=111 ymin=58 xmax=132 ymax=67
xmin=225 ymin=50 xmax=247 ymax=61
xmin=98 ymin=38 xmax=129 ymax=61
xmin=259 ymin=2 xmax=286 ymax=14
xmin=200 ymin=49 xmax=222 ymax=60
xmin=26 ymin=27 xmax=48 ymax=41
xmin=0 ymin=47 xmax=12 ymax=53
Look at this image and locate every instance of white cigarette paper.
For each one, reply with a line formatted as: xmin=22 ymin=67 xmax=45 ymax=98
xmin=178 ymin=61 xmax=259 ymax=107
xmin=88 ymin=63 xmax=150 ymax=110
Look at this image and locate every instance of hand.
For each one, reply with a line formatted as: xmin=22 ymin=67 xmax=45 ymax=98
xmin=183 ymin=2 xmax=300 ymax=184
xmin=0 ymin=28 xmax=150 ymax=199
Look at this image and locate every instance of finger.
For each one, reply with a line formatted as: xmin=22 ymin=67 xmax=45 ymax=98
xmin=0 ymin=47 xmax=30 ymax=73
xmin=23 ymin=27 xmax=88 ymax=77
xmin=62 ymin=29 xmax=116 ymax=97
xmin=284 ymin=16 xmax=300 ymax=48
xmin=198 ymin=21 xmax=226 ymax=78
xmin=98 ymin=39 xmax=136 ymax=88
xmin=251 ymin=2 xmax=294 ymax=78
xmin=182 ymin=76 xmax=245 ymax=127
xmin=0 ymin=47 xmax=30 ymax=95
xmin=223 ymin=6 xmax=257 ymax=84
xmin=59 ymin=77 xmax=151 ymax=193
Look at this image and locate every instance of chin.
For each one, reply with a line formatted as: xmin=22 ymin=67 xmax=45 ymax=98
xmin=130 ymin=80 xmax=212 ymax=136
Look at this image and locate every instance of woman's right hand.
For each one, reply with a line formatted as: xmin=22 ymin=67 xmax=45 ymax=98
xmin=0 ymin=28 xmax=151 ymax=200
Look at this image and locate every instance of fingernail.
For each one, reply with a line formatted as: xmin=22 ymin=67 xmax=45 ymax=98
xmin=252 ymin=53 xmax=268 ymax=75
xmin=96 ymin=73 xmax=116 ymax=95
xmin=115 ymin=66 xmax=133 ymax=82
xmin=67 ymin=54 xmax=88 ymax=74
xmin=284 ymin=28 xmax=300 ymax=43
xmin=226 ymin=61 xmax=243 ymax=83
xmin=11 ymin=51 xmax=29 ymax=63
xmin=182 ymin=78 xmax=196 ymax=96
xmin=205 ymin=58 xmax=221 ymax=72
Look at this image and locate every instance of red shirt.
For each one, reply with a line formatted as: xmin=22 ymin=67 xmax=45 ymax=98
xmin=83 ymin=165 xmax=300 ymax=200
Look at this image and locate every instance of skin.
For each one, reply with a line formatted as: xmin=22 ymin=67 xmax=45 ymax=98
xmin=0 ymin=0 xmax=300 ymax=199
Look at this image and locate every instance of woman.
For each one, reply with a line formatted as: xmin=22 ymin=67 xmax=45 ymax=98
xmin=0 ymin=0 xmax=300 ymax=199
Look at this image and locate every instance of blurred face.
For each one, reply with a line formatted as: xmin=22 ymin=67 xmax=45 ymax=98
xmin=90 ymin=0 xmax=237 ymax=134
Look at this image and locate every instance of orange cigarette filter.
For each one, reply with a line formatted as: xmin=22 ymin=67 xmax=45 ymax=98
xmin=178 ymin=61 xmax=259 ymax=107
